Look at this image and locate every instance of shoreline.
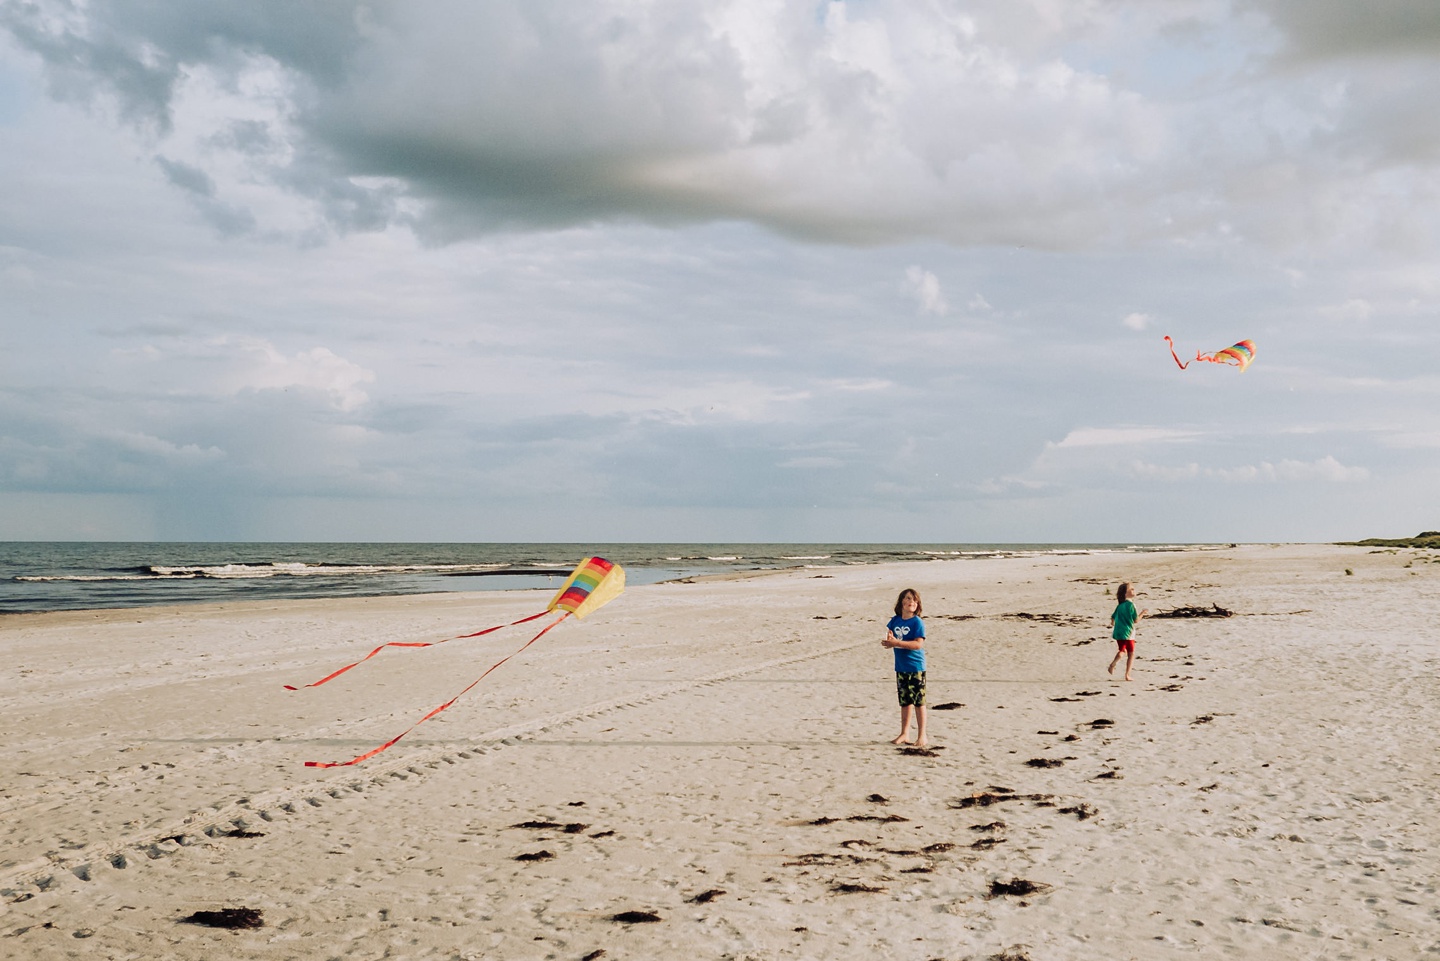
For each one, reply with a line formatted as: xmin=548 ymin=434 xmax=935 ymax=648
xmin=0 ymin=541 xmax=1249 ymax=616
xmin=3 ymin=543 xmax=1435 ymax=959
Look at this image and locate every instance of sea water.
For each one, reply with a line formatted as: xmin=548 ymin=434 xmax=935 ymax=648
xmin=0 ymin=542 xmax=1197 ymax=614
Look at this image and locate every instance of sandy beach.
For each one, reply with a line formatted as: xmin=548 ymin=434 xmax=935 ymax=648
xmin=2 ymin=544 xmax=1438 ymax=960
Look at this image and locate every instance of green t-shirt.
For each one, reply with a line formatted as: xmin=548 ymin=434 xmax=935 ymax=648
xmin=1111 ymin=599 xmax=1139 ymax=640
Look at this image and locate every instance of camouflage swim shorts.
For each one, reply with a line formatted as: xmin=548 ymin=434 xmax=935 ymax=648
xmin=895 ymin=671 xmax=926 ymax=707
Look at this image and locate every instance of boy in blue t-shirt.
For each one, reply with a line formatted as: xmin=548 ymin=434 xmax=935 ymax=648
xmin=882 ymin=588 xmax=928 ymax=747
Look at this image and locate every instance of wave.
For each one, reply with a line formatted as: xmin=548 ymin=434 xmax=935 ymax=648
xmin=17 ymin=561 xmax=536 ymax=583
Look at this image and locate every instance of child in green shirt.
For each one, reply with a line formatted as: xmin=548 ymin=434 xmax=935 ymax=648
xmin=1107 ymin=582 xmax=1148 ymax=681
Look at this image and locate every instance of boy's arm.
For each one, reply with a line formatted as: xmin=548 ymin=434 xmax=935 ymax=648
xmin=889 ymin=636 xmax=925 ymax=650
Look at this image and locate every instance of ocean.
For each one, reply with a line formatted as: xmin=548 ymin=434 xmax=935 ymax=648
xmin=0 ymin=542 xmax=1198 ymax=614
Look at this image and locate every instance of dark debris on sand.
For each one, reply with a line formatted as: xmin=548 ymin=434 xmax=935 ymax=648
xmin=514 ymin=850 xmax=555 ymax=861
xmin=932 ymin=702 xmax=965 ymax=710
xmin=832 ymin=882 xmax=885 ymax=894
xmin=687 ymin=889 xmax=725 ymax=904
xmin=179 ymin=907 xmax=264 ymax=929
xmin=1089 ymin=718 xmax=1115 ymax=727
xmin=1059 ymin=803 xmax=1099 ymax=820
xmin=1153 ymin=603 xmax=1234 ymax=618
xmin=511 ymin=820 xmax=590 ymax=833
xmin=866 ymin=793 xmax=888 ymax=803
xmin=987 ymin=878 xmax=1052 ymax=899
xmin=970 ymin=821 xmax=1006 ymax=832
xmin=899 ymin=747 xmax=941 ymax=757
xmin=949 ymin=793 xmax=1055 ymax=809
xmin=610 ymin=911 xmax=662 ymax=924
xmin=803 ymin=813 xmax=909 ymax=826
xmin=220 ymin=829 xmax=265 ymax=839
xmin=987 ymin=949 xmax=1035 ymax=961
xmin=1025 ymin=758 xmax=1064 ymax=768
xmin=581 ymin=951 xmax=606 ymax=961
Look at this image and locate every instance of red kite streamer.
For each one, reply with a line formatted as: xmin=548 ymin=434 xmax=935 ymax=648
xmin=292 ymin=557 xmax=625 ymax=768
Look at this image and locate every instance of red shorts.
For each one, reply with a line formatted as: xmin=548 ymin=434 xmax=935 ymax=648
xmin=1115 ymin=638 xmax=1134 ymax=655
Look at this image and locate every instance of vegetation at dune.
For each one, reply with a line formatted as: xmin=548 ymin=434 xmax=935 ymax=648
xmin=1338 ymin=531 xmax=1440 ymax=549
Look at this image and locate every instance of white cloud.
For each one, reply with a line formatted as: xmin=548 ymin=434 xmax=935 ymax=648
xmin=902 ymin=265 xmax=948 ymax=315
xmin=1122 ymin=311 xmax=1151 ymax=330
xmin=113 ymin=336 xmax=377 ymax=411
xmin=1054 ymin=426 xmax=1200 ymax=448
xmin=1320 ymin=298 xmax=1374 ymax=322
xmin=1129 ymin=455 xmax=1369 ymax=483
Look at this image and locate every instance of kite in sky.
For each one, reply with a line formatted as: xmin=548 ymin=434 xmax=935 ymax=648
xmin=291 ymin=556 xmax=625 ymax=768
xmin=1164 ymin=335 xmax=1256 ymax=372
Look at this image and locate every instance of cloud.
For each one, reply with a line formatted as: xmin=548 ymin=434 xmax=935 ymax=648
xmin=1128 ymin=455 xmax=1369 ymax=483
xmin=11 ymin=0 xmax=1437 ymax=252
xmin=1252 ymin=0 xmax=1440 ymax=61
xmin=1053 ymin=426 xmax=1200 ymax=448
xmin=1122 ymin=311 xmax=1151 ymax=330
xmin=113 ymin=336 xmax=376 ymax=411
xmin=902 ymin=265 xmax=948 ymax=315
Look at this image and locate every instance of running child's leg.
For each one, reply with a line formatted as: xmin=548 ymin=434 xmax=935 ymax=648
xmin=1123 ymin=647 xmax=1136 ymax=681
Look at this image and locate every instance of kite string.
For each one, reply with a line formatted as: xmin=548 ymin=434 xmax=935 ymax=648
xmin=284 ymin=610 xmax=551 ymax=690
xmin=303 ymin=610 xmax=571 ymax=769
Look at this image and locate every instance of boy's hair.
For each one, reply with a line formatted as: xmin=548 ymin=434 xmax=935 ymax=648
xmin=1116 ymin=582 xmax=1131 ymax=603
xmin=894 ymin=588 xmax=923 ymax=617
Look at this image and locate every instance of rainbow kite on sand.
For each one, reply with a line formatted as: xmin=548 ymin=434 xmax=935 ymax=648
xmin=289 ymin=556 xmax=625 ymax=768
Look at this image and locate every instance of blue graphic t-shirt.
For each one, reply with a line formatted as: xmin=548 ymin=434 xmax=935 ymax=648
xmin=886 ymin=615 xmax=926 ymax=673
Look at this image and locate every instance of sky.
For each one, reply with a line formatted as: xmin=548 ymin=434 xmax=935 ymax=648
xmin=1 ymin=0 xmax=1438 ymax=544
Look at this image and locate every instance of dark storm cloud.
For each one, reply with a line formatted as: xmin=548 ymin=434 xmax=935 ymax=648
xmin=1253 ymin=0 xmax=1440 ymax=60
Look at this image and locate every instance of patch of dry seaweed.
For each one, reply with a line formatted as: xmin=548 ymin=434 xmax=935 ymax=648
xmin=1152 ymin=603 xmax=1234 ymax=618
xmin=610 ymin=911 xmax=662 ymax=924
xmin=179 ymin=908 xmax=264 ymax=929
xmin=987 ymin=878 xmax=1052 ymax=898
xmin=949 ymin=793 xmax=1055 ymax=810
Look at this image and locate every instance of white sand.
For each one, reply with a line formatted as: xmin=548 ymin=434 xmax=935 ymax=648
xmin=2 ymin=544 xmax=1438 ymax=960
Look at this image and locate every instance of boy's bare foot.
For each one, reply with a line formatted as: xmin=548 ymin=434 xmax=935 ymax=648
xmin=890 ymin=734 xmax=912 ymax=745
xmin=914 ymin=738 xmax=928 ymax=748
xmin=1123 ymin=676 xmax=1133 ymax=682
xmin=1107 ymin=662 xmax=1116 ymax=675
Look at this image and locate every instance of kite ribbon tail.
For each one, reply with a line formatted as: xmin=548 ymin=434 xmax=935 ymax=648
xmin=284 ymin=610 xmax=552 ymax=690
xmin=1163 ymin=335 xmax=1190 ymax=370
xmin=303 ymin=611 xmax=572 ymax=769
